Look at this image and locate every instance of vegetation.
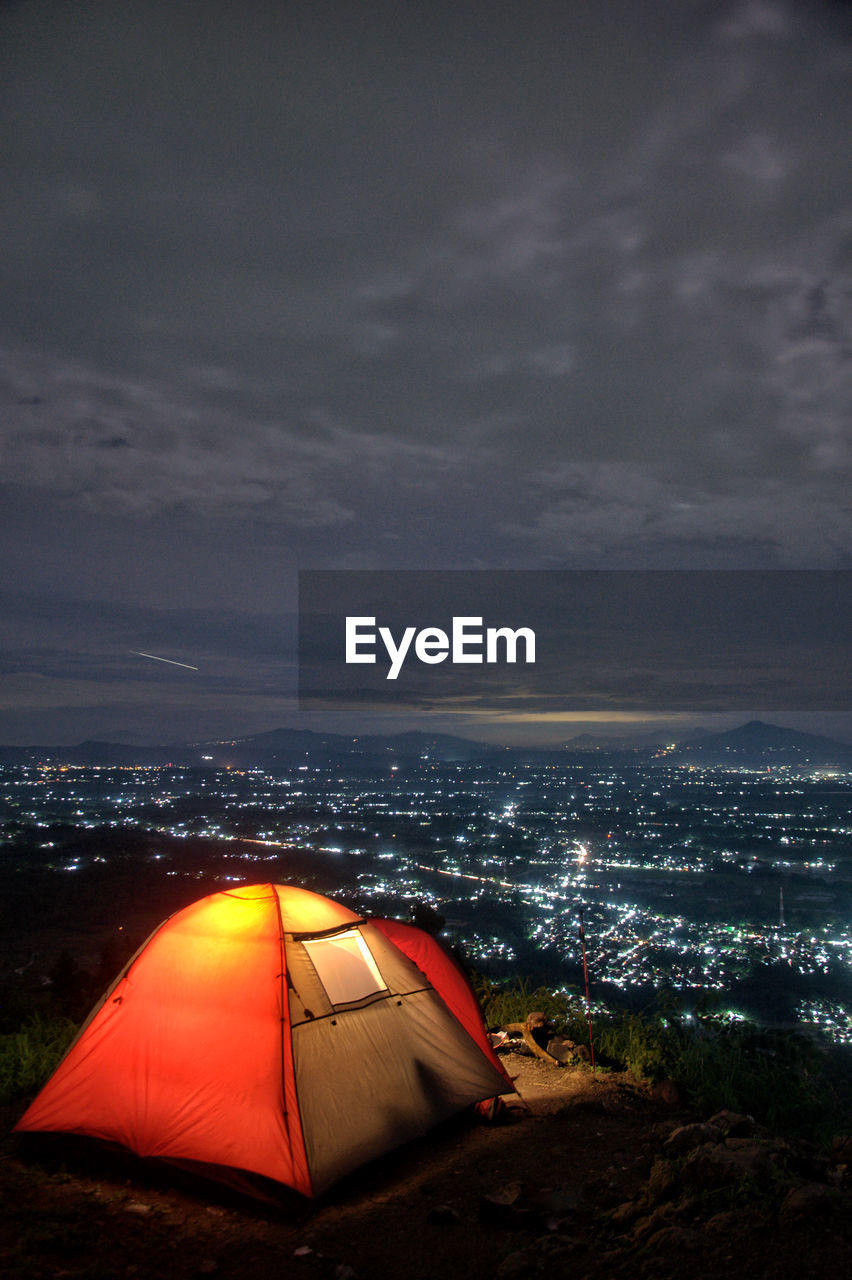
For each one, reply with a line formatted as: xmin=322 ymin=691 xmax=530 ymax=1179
xmin=473 ymin=973 xmax=589 ymax=1039
xmin=0 ymin=1012 xmax=77 ymax=1106
xmin=3 ymin=966 xmax=849 ymax=1144
xmin=475 ymin=973 xmax=852 ymax=1144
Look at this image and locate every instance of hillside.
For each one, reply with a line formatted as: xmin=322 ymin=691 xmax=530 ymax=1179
xmin=671 ymin=720 xmax=852 ymax=768
xmin=4 ymin=1055 xmax=851 ymax=1280
xmin=3 ymin=720 xmax=852 ymax=770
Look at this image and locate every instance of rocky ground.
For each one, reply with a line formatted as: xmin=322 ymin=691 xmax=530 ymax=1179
xmin=3 ymin=1054 xmax=851 ymax=1280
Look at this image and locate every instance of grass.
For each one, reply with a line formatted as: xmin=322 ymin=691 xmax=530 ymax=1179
xmin=4 ymin=974 xmax=850 ymax=1145
xmin=474 ymin=973 xmax=852 ymax=1143
xmin=473 ymin=973 xmax=591 ymax=1040
xmin=0 ymin=1012 xmax=77 ymax=1106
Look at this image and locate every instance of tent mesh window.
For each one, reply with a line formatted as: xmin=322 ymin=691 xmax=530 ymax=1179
xmin=302 ymin=930 xmax=387 ymax=1006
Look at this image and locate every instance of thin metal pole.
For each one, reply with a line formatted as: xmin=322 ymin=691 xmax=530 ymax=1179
xmin=579 ymin=909 xmax=596 ymax=1074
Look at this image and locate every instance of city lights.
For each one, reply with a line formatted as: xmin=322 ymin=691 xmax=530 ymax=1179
xmin=3 ymin=755 xmax=851 ymax=1043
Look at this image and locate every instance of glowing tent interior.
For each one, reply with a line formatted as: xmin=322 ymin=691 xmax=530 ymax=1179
xmin=15 ymin=883 xmax=514 ymax=1198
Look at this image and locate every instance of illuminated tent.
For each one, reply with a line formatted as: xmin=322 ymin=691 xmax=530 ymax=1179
xmin=15 ymin=884 xmax=513 ymax=1198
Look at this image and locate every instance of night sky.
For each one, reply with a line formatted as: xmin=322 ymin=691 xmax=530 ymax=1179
xmin=1 ymin=0 xmax=850 ymax=746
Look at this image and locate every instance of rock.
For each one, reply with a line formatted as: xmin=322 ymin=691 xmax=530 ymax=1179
xmin=480 ymin=1181 xmax=579 ymax=1231
xmin=783 ymin=1139 xmax=829 ymax=1183
xmin=655 ymin=1119 xmax=680 ymax=1139
xmin=646 ymin=1157 xmax=680 ymax=1204
xmin=705 ymin=1209 xmax=742 ymax=1234
xmin=724 ymin=1135 xmax=763 ymax=1151
xmin=650 ymin=1078 xmax=682 ymax=1108
xmin=706 ymin=1109 xmax=754 ymax=1137
xmin=682 ymin=1141 xmax=772 ymax=1191
xmin=496 ymin=1250 xmax=530 ymax=1279
xmin=610 ymin=1200 xmax=643 ymax=1228
xmin=529 ymin=1182 xmax=579 ymax=1229
xmin=293 ymin=1246 xmax=314 ymax=1257
xmin=633 ymin=1206 xmax=674 ymax=1240
xmin=663 ymin=1122 xmax=722 ymax=1157
xmin=831 ymin=1135 xmax=852 ymax=1165
xmin=479 ymin=1181 xmax=534 ymax=1228
xmin=645 ymin=1224 xmax=702 ymax=1251
xmin=482 ymin=1180 xmax=524 ymax=1207
xmin=546 ymin=1036 xmax=577 ymax=1063
xmin=779 ymin=1181 xmax=844 ymax=1225
xmin=124 ymin=1201 xmax=152 ymax=1216
xmin=496 ymin=1234 xmax=577 ymax=1278
xmin=669 ymin=1194 xmax=702 ymax=1222
xmin=427 ymin=1203 xmax=461 ymax=1224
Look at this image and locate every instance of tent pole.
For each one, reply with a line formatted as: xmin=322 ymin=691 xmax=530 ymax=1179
xmin=579 ymin=909 xmax=596 ymax=1074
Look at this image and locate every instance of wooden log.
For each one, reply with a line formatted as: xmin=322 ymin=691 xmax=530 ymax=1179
xmin=503 ymin=1013 xmax=562 ymax=1066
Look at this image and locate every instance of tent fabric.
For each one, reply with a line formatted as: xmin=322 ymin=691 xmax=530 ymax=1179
xmin=15 ymin=883 xmax=513 ymax=1198
xmin=370 ymin=917 xmax=510 ymax=1078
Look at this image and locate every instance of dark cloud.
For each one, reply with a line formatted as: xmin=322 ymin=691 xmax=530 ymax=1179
xmin=1 ymin=0 xmax=850 ymax=741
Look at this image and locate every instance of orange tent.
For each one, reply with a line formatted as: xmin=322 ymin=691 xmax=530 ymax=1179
xmin=15 ymin=884 xmax=513 ymax=1198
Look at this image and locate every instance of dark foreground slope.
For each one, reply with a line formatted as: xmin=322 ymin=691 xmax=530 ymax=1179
xmin=4 ymin=1057 xmax=851 ymax=1280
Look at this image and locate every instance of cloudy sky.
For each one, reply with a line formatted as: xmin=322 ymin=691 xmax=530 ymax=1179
xmin=1 ymin=0 xmax=850 ymax=745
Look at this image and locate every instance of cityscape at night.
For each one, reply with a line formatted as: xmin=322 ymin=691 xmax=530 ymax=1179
xmin=4 ymin=729 xmax=851 ymax=1046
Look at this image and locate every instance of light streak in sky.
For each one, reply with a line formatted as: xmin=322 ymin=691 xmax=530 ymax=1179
xmin=132 ymin=651 xmax=199 ymax=671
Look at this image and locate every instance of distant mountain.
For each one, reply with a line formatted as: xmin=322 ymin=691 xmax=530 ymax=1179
xmin=669 ymin=720 xmax=852 ymax=768
xmin=0 ymin=739 xmax=184 ymax=768
xmin=208 ymin=727 xmax=501 ymax=767
xmin=0 ymin=728 xmax=499 ymax=769
xmin=0 ymin=721 xmax=849 ymax=770
xmin=564 ymin=727 xmax=709 ymax=751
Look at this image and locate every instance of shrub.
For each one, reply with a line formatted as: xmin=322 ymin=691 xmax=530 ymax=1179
xmin=0 ymin=1013 xmax=77 ymax=1105
xmin=472 ymin=973 xmax=591 ymax=1041
xmin=474 ymin=974 xmax=851 ymax=1142
xmin=595 ymin=1006 xmax=846 ymax=1139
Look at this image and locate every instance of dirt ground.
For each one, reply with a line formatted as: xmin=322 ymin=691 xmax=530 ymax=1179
xmin=3 ymin=1055 xmax=850 ymax=1280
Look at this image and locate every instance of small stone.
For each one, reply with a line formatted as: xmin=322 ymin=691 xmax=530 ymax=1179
xmin=831 ymin=1135 xmax=852 ymax=1165
xmin=495 ymin=1235 xmax=578 ymax=1276
xmin=293 ymin=1246 xmax=314 ymax=1257
xmin=705 ymin=1210 xmax=742 ymax=1233
xmin=780 ymin=1181 xmax=843 ymax=1224
xmin=480 ymin=1181 xmax=535 ymax=1228
xmin=706 ymin=1109 xmax=754 ymax=1137
xmin=645 ymin=1225 xmax=702 ymax=1251
xmin=650 ymin=1078 xmax=683 ymax=1108
xmin=682 ymin=1142 xmax=771 ymax=1191
xmin=633 ymin=1207 xmax=673 ymax=1240
xmin=124 ymin=1201 xmax=152 ymax=1215
xmin=664 ymin=1122 xmax=721 ymax=1156
xmin=496 ymin=1249 xmax=531 ymax=1279
xmin=610 ymin=1200 xmax=642 ymax=1227
xmin=484 ymin=1180 xmax=524 ymax=1207
xmin=546 ymin=1036 xmax=578 ymax=1063
xmin=647 ymin=1157 xmax=680 ymax=1204
xmin=427 ymin=1203 xmax=461 ymax=1224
